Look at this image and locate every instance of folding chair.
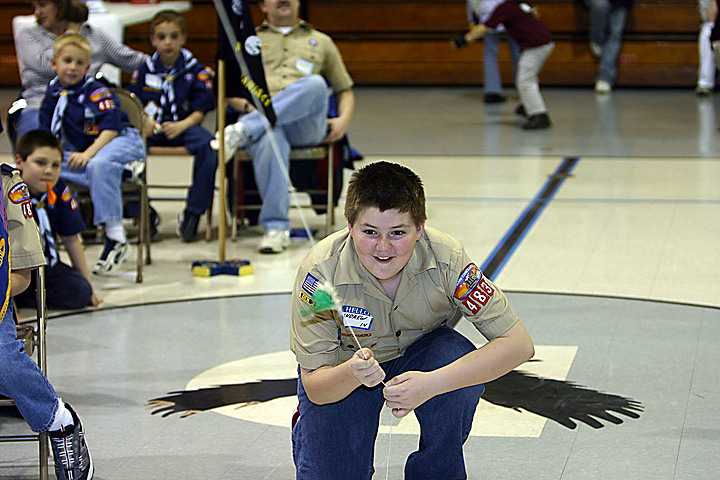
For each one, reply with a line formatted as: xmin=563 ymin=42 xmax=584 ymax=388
xmin=0 ymin=267 xmax=50 ymax=480
xmin=146 ymin=145 xmax=214 ymax=241
xmin=228 ymin=142 xmax=337 ymax=239
xmin=64 ymin=88 xmax=151 ymax=282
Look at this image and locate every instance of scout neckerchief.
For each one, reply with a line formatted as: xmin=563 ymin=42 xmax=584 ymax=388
xmin=31 ymin=186 xmax=59 ymax=268
xmin=145 ymin=48 xmax=198 ymax=122
xmin=49 ymin=76 xmax=93 ymax=138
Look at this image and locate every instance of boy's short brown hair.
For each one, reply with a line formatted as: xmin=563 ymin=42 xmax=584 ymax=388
xmin=150 ymin=9 xmax=186 ymax=35
xmin=16 ymin=130 xmax=63 ymax=162
xmin=344 ymin=161 xmax=427 ymax=227
xmin=53 ymin=32 xmax=92 ymax=61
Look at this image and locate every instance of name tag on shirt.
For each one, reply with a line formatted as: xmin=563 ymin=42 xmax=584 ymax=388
xmin=145 ymin=74 xmax=163 ymax=90
xmin=342 ymin=306 xmax=373 ymax=330
xmin=295 ymin=58 xmax=314 ymax=76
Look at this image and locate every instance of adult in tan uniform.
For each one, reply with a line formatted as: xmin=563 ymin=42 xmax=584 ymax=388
xmin=290 ymin=161 xmax=535 ymax=480
xmin=216 ymin=0 xmax=355 ymax=253
xmin=0 ymin=163 xmax=94 ymax=479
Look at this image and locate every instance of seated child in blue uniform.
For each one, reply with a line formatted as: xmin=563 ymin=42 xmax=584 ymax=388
xmin=129 ymin=10 xmax=216 ymax=242
xmin=13 ymin=130 xmax=102 ymax=310
xmin=39 ymin=33 xmax=146 ymax=274
xmin=0 ymin=160 xmax=93 ymax=480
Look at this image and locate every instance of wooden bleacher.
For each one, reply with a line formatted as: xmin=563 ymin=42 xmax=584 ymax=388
xmin=0 ymin=0 xmax=705 ymax=89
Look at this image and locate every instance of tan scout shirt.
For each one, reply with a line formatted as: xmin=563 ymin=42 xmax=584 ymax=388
xmin=291 ymin=226 xmax=519 ymax=370
xmin=257 ymin=20 xmax=354 ymax=97
xmin=2 ymin=167 xmax=45 ymax=270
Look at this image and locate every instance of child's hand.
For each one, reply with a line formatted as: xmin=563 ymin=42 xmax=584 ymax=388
xmin=350 ymin=348 xmax=385 ymax=387
xmin=67 ymin=152 xmax=91 ymax=170
xmin=145 ymin=118 xmax=162 ymax=138
xmin=161 ymin=121 xmax=188 ymax=140
xmin=383 ymin=371 xmax=434 ymax=418
xmin=90 ymin=292 xmax=103 ymax=307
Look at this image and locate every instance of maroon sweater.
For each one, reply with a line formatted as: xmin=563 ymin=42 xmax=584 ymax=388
xmin=485 ymin=1 xmax=553 ymax=50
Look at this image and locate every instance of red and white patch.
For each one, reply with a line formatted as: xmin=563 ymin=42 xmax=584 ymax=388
xmin=96 ymin=98 xmax=116 ymax=112
xmin=21 ymin=201 xmax=33 ymax=219
xmin=460 ymin=278 xmax=495 ymax=314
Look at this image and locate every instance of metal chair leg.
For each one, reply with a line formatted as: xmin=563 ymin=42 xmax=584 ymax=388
xmin=35 ymin=266 xmax=49 ymax=480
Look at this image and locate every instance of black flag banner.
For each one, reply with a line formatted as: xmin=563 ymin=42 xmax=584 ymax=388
xmin=215 ymin=0 xmax=276 ymax=125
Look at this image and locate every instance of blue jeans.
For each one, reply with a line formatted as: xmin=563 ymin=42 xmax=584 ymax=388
xmin=292 ymin=326 xmax=484 ymax=480
xmin=147 ymin=125 xmax=217 ymax=215
xmin=241 ymin=75 xmax=329 ymax=231
xmin=0 ymin=303 xmax=58 ymax=432
xmin=590 ymin=0 xmax=628 ymax=85
xmin=60 ymin=127 xmax=146 ymax=226
xmin=16 ymin=107 xmax=41 ymax=141
xmin=483 ymin=29 xmax=520 ymax=95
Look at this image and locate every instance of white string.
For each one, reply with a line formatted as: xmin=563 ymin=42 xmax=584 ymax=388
xmin=385 ymin=406 xmax=393 ymax=480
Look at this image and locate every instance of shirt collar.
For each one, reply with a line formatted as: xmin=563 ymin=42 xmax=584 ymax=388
xmin=257 ymin=18 xmax=312 ymax=34
xmin=330 ymin=229 xmax=438 ymax=299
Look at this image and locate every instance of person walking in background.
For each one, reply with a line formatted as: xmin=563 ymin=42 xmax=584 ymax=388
xmin=588 ymin=0 xmax=634 ymax=94
xmin=467 ymin=0 xmax=520 ymax=104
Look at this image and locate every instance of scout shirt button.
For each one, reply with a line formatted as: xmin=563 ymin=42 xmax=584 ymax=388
xmin=395 ymin=330 xmax=401 ymax=337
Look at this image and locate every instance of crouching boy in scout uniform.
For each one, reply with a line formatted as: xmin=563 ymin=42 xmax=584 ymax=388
xmin=129 ymin=10 xmax=217 ymax=242
xmin=13 ymin=130 xmax=101 ymax=310
xmin=290 ymin=161 xmax=535 ymax=480
xmin=0 ymin=161 xmax=93 ymax=480
xmin=39 ymin=33 xmax=146 ymax=274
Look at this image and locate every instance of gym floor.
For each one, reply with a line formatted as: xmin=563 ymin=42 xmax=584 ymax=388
xmin=0 ymin=86 xmax=718 ymax=479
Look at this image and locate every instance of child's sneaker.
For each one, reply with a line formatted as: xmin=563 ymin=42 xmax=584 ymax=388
xmin=49 ymin=403 xmax=93 ymax=480
xmin=121 ymin=160 xmax=146 ymax=184
xmin=93 ymin=238 xmax=129 ymax=275
xmin=176 ymin=209 xmax=200 ymax=242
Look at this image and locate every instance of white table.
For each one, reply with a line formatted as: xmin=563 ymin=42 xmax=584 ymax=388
xmin=12 ymin=0 xmax=191 ymax=85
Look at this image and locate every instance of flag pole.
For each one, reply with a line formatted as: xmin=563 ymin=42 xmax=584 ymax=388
xmin=217 ymin=59 xmax=227 ymax=263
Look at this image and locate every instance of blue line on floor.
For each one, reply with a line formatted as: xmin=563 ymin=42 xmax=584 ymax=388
xmin=481 ymin=157 xmax=579 ymax=281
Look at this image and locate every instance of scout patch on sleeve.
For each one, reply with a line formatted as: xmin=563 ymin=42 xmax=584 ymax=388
xmin=299 ymin=273 xmax=320 ymax=307
xmin=454 ymin=263 xmax=481 ymax=299
xmin=8 ymin=182 xmax=30 ymax=204
xmin=455 ymin=263 xmax=495 ymax=315
xmin=197 ymin=69 xmax=213 ymax=90
xmin=342 ymin=306 xmax=373 ymax=330
xmin=89 ymin=87 xmax=112 ymax=103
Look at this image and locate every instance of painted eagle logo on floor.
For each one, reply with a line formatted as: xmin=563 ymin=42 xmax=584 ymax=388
xmin=147 ymin=367 xmax=642 ymax=430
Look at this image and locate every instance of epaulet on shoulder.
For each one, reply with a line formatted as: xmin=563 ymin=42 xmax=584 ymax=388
xmin=0 ymin=164 xmax=18 ymax=177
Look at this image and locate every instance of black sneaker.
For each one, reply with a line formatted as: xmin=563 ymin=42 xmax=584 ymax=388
xmin=93 ymin=238 xmax=129 ymax=275
xmin=149 ymin=206 xmax=161 ymax=241
xmin=484 ymin=93 xmax=506 ymax=104
xmin=522 ymin=113 xmax=552 ymax=130
xmin=177 ymin=210 xmax=200 ymax=242
xmin=49 ymin=403 xmax=93 ymax=480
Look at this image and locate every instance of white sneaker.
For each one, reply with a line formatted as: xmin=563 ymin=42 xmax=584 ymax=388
xmin=258 ymin=229 xmax=290 ymax=254
xmin=590 ymin=42 xmax=603 ymax=58
xmin=122 ymin=160 xmax=145 ymax=184
xmin=210 ymin=122 xmax=248 ymax=161
xmin=595 ymin=80 xmax=611 ymax=94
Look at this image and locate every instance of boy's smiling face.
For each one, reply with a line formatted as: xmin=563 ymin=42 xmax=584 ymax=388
xmin=348 ymin=207 xmax=424 ymax=286
xmin=15 ymin=146 xmax=63 ymax=195
xmin=151 ymin=21 xmax=186 ymax=67
xmin=52 ymin=44 xmax=90 ymax=87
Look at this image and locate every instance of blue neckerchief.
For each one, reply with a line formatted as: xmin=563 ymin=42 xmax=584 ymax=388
xmin=49 ymin=76 xmax=93 ymax=138
xmin=145 ymin=49 xmax=198 ymax=122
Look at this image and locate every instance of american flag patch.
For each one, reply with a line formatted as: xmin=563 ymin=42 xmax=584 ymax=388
xmin=302 ymin=273 xmax=320 ymax=296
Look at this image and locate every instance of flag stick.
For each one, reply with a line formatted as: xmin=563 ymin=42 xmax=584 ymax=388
xmin=217 ymin=59 xmax=227 ymax=263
